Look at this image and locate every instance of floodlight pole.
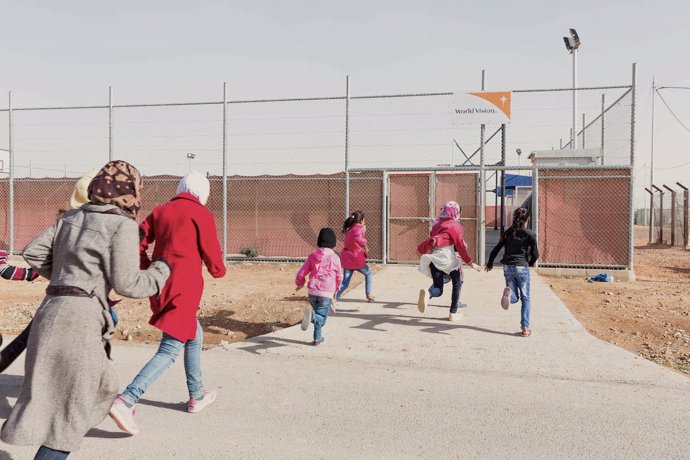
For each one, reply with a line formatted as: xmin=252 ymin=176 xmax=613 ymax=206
xmin=571 ymin=48 xmax=578 ymax=149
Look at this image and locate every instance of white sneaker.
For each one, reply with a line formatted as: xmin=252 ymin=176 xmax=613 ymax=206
xmin=448 ymin=312 xmax=463 ymax=322
xmin=501 ymin=287 xmax=511 ymax=310
xmin=188 ymin=389 xmax=217 ymax=413
xmin=301 ymin=307 xmax=312 ymax=331
xmin=417 ymin=289 xmax=428 ymax=314
xmin=109 ymin=396 xmax=140 ymax=435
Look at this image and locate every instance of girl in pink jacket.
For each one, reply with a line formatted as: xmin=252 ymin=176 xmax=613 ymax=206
xmin=336 ymin=211 xmax=374 ymax=302
xmin=295 ymin=228 xmax=342 ymax=345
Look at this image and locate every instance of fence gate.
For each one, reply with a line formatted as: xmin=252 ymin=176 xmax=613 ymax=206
xmin=387 ymin=172 xmax=478 ymax=263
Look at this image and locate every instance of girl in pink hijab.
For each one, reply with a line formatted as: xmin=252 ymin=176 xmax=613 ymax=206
xmin=417 ymin=201 xmax=482 ymax=321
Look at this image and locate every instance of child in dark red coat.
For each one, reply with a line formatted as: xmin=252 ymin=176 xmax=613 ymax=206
xmin=417 ymin=201 xmax=482 ymax=321
xmin=110 ymin=171 xmax=226 ymax=436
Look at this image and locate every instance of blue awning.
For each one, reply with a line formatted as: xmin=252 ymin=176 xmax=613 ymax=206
xmin=493 ymin=174 xmax=532 ymax=196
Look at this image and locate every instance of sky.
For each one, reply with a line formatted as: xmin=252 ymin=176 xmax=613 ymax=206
xmin=1 ymin=0 xmax=689 ymax=208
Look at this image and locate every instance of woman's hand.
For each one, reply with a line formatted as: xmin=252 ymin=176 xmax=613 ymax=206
xmin=471 ymin=263 xmax=483 ymax=272
xmin=485 ymin=264 xmax=493 ymax=272
xmin=295 ymin=285 xmax=304 ymax=292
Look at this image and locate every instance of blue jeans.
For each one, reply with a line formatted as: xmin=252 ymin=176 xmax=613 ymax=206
xmin=35 ymin=446 xmax=69 ymax=460
xmin=336 ymin=264 xmax=372 ymax=298
xmin=122 ymin=321 xmax=204 ymax=403
xmin=309 ymin=295 xmax=332 ymax=341
xmin=429 ymin=263 xmax=463 ymax=313
xmin=503 ymin=265 xmax=531 ymax=328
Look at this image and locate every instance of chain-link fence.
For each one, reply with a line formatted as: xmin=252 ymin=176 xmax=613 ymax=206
xmin=648 ymin=183 xmax=689 ymax=248
xmin=0 ymin=70 xmax=638 ymax=269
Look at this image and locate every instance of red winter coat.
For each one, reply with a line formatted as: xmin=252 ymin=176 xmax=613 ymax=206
xmin=417 ymin=218 xmax=473 ymax=265
xmin=140 ymin=193 xmax=226 ymax=342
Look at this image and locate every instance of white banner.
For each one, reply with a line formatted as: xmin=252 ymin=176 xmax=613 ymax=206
xmin=453 ymin=91 xmax=512 ymax=125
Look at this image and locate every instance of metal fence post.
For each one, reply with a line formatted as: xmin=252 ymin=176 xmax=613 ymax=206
xmin=663 ymin=185 xmax=676 ymax=246
xmin=500 ymin=124 xmax=506 ymax=234
xmin=222 ymin=82 xmax=228 ymax=259
xmin=645 ymin=187 xmax=654 ymax=244
xmin=652 ymin=184 xmax=663 ymax=243
xmin=8 ymin=91 xmax=14 ymax=255
xmin=108 ymin=86 xmax=113 ymax=161
xmin=382 ymin=170 xmax=388 ymax=264
xmin=628 ymin=62 xmax=637 ymax=269
xmin=601 ymin=93 xmax=606 ymax=165
xmin=478 ymin=70 xmax=486 ymax=265
xmin=677 ymin=182 xmax=688 ymax=249
xmin=344 ymin=75 xmax=351 ymax=218
xmin=382 ymin=170 xmax=391 ymax=264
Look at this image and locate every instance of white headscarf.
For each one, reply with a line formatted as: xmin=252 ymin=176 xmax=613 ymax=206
xmin=177 ymin=171 xmax=210 ymax=205
xmin=69 ymin=169 xmax=100 ymax=209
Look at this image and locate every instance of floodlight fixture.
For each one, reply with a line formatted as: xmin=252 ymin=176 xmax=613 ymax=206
xmin=186 ymin=153 xmax=196 ymax=160
xmin=563 ymin=28 xmax=581 ymax=53
xmin=516 ymin=148 xmax=522 ymax=156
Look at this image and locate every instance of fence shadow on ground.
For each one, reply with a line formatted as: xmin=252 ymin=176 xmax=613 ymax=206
xmin=335 ymin=310 xmax=518 ymax=337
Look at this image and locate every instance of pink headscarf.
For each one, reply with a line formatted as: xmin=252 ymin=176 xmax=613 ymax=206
xmin=432 ymin=201 xmax=461 ymax=225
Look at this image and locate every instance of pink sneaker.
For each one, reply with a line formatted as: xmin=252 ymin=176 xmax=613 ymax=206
xmin=109 ymin=395 xmax=140 ymax=435
xmin=188 ymin=389 xmax=217 ymax=413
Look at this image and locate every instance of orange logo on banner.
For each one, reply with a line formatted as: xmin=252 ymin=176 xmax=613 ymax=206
xmin=468 ymin=91 xmax=511 ymax=119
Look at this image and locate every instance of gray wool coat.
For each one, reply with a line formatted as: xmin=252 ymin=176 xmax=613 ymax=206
xmin=1 ymin=203 xmax=170 ymax=452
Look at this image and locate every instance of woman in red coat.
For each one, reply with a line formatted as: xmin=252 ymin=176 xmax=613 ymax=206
xmin=110 ymin=171 xmax=226 ymax=435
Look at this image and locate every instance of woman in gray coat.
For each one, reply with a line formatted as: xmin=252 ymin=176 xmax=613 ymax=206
xmin=1 ymin=161 xmax=170 ymax=459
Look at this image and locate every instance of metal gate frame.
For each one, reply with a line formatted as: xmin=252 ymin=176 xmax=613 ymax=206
xmin=385 ymin=171 xmax=479 ymax=263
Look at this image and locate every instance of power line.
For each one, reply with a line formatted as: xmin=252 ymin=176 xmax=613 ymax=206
xmin=657 ymin=160 xmax=690 ymax=170
xmin=655 ymin=88 xmax=690 ymax=133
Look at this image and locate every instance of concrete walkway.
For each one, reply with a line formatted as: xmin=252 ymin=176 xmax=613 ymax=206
xmin=1 ymin=267 xmax=689 ymax=459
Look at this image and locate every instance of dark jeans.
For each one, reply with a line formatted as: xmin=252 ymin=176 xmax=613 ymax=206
xmin=428 ymin=263 xmax=462 ymax=313
xmin=35 ymin=445 xmax=69 ymax=460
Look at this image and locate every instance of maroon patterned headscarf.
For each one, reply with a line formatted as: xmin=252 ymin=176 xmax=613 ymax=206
xmin=87 ymin=160 xmax=142 ymax=218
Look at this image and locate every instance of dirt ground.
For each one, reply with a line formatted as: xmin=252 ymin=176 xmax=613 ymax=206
xmin=549 ymin=231 xmax=690 ymax=376
xmin=0 ymin=262 xmax=378 ymax=348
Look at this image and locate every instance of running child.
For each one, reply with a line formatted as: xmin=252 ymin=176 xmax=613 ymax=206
xmin=485 ymin=207 xmax=538 ymax=337
xmin=109 ymin=171 xmax=226 ymax=435
xmin=295 ymin=228 xmax=342 ymax=346
xmin=417 ymin=201 xmax=482 ymax=321
xmin=336 ymin=211 xmax=374 ymax=302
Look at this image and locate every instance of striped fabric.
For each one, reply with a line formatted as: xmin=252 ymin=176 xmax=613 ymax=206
xmin=0 ymin=251 xmax=38 ymax=281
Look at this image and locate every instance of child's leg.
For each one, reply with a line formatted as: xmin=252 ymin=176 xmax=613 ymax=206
xmin=502 ymin=266 xmax=520 ymax=304
xmin=449 ymin=269 xmax=463 ymax=313
xmin=183 ymin=321 xmax=204 ymax=401
xmin=357 ymin=264 xmax=373 ymax=296
xmin=336 ymin=269 xmax=354 ymax=298
xmin=515 ymin=267 xmax=531 ymax=329
xmin=428 ymin=263 xmax=445 ymax=298
xmin=310 ymin=296 xmax=331 ymax=342
xmin=121 ymin=333 xmax=184 ymax=405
